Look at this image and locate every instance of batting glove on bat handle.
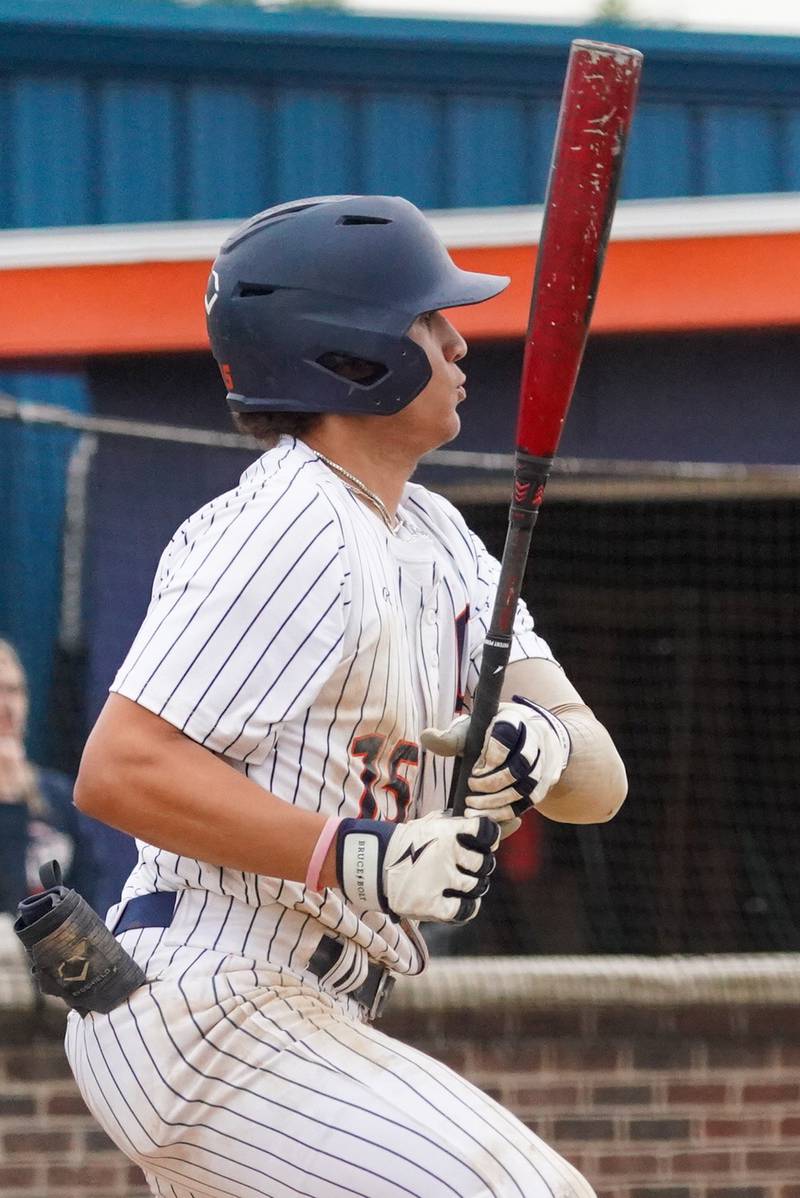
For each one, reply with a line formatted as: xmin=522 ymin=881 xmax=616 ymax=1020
xmin=336 ymin=811 xmax=500 ymax=924
xmin=422 ymin=696 xmax=571 ymax=833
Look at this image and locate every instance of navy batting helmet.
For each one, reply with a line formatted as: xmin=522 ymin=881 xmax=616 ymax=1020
xmin=205 ymin=195 xmax=509 ymax=416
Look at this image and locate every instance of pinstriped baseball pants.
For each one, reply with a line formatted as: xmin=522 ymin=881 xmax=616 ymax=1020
xmin=65 ymin=948 xmax=596 ymax=1198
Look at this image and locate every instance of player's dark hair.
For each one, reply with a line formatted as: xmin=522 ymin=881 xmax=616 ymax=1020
xmin=231 ymin=411 xmax=323 ymax=447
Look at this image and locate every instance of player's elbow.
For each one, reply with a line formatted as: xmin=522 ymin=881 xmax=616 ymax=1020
xmin=74 ymin=693 xmax=170 ymax=824
xmin=535 ymin=729 xmax=628 ymax=825
xmin=583 ymin=751 xmax=628 ymax=823
xmin=572 ymin=743 xmax=628 ymax=824
xmin=74 ymin=733 xmax=122 ymax=823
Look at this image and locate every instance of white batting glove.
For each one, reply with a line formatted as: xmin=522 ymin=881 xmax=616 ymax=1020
xmin=421 ymin=695 xmax=571 ymax=835
xmin=336 ymin=811 xmax=500 ymax=924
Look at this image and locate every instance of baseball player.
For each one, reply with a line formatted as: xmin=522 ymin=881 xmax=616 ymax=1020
xmin=66 ymin=195 xmax=627 ymax=1198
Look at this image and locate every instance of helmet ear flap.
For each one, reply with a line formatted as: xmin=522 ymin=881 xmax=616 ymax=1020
xmin=224 ymin=308 xmax=433 ymax=416
xmin=314 ymin=353 xmax=388 ymax=388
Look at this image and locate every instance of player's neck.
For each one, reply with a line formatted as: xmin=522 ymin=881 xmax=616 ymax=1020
xmin=302 ymin=427 xmax=415 ymax=518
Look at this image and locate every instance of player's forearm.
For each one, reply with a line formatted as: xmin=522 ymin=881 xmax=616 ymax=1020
xmin=501 ymin=657 xmax=627 ymax=824
xmin=74 ymin=694 xmax=338 ymax=888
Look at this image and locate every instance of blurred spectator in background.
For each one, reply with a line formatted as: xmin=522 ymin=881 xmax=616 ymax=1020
xmin=0 ymin=638 xmax=98 ymax=914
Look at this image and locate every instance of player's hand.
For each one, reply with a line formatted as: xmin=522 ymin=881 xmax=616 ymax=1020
xmin=421 ymin=696 xmax=571 ymax=836
xmin=336 ymin=811 xmax=500 ymax=924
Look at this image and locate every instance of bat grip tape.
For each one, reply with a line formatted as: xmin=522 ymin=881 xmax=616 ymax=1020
xmin=451 ymin=634 xmax=512 ymax=816
xmin=450 ymin=453 xmax=552 ymax=816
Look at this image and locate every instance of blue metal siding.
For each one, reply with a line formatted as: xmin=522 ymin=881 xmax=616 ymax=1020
xmin=361 ymin=93 xmax=445 ymax=209
xmin=525 ymin=100 xmax=561 ymax=204
xmin=621 ymin=104 xmax=697 ymax=198
xmin=700 ymin=106 xmax=784 ymax=194
xmin=0 ymin=79 xmax=10 ymax=225
xmin=10 ymin=80 xmax=799 ymax=227
xmin=8 ymin=77 xmax=92 ymax=227
xmin=785 ymin=109 xmax=800 ymax=189
xmin=446 ymin=95 xmax=530 ymax=207
xmin=273 ymin=89 xmax=360 ymax=200
xmin=186 ymin=85 xmax=273 ymax=220
xmin=98 ymin=81 xmax=181 ymax=222
xmin=2 ymin=10 xmax=800 ymax=229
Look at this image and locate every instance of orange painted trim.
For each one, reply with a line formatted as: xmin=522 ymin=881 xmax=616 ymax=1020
xmin=448 ymin=233 xmax=800 ymax=340
xmin=2 ymin=232 xmax=798 ymax=360
xmin=2 ymin=260 xmax=210 ymax=359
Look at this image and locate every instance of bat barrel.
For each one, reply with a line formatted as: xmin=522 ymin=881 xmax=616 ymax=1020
xmin=517 ymin=40 xmax=643 ymax=459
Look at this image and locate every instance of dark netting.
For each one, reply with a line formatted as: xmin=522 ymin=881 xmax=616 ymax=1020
xmin=3 ymin=398 xmax=799 ymax=952
xmin=438 ymin=496 xmax=800 ymax=957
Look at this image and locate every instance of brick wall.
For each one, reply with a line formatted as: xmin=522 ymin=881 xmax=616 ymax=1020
xmin=385 ymin=1000 xmax=800 ymax=1198
xmin=1 ymin=991 xmax=799 ymax=1198
xmin=0 ymin=1014 xmax=149 ymax=1197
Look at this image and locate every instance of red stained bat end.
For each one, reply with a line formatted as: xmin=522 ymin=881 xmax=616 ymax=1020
xmin=515 ymin=37 xmax=643 ymax=459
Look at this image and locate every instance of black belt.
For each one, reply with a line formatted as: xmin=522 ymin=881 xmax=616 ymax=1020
xmin=114 ymin=891 xmax=177 ymax=933
xmin=113 ymin=893 xmax=394 ymax=1020
xmin=306 ymin=932 xmax=395 ymax=1020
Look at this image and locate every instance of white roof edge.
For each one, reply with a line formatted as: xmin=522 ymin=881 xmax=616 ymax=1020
xmin=1 ymin=192 xmax=799 ymax=270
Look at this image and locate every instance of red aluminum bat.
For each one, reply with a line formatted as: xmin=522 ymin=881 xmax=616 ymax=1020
xmin=452 ymin=39 xmax=643 ymax=814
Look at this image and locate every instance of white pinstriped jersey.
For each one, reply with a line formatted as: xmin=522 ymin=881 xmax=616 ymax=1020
xmin=109 ymin=436 xmax=554 ymax=978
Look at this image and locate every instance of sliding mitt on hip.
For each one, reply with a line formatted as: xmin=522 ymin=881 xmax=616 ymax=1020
xmin=14 ymin=861 xmax=146 ymax=1017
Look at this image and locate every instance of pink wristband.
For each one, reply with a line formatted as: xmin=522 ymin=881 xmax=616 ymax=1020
xmin=305 ymin=815 xmax=342 ymax=892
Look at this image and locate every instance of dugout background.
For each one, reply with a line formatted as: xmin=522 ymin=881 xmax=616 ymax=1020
xmin=60 ymin=330 xmax=800 ymax=946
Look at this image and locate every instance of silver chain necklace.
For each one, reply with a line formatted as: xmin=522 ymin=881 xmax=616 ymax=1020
xmin=314 ymin=450 xmax=399 ymax=532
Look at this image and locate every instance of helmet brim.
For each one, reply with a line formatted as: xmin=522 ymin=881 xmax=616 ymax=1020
xmin=418 ymin=268 xmax=510 ymax=315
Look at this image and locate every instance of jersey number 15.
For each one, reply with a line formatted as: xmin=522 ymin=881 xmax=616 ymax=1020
xmin=350 ymin=733 xmax=420 ymax=822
